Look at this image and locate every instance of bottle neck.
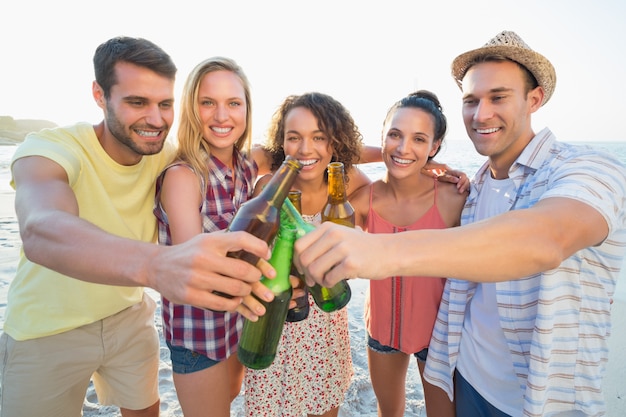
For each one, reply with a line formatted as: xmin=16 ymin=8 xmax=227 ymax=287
xmin=327 ymin=162 xmax=348 ymax=204
xmin=259 ymin=157 xmax=302 ymax=209
xmin=261 ymin=227 xmax=296 ymax=293
xmin=281 ymin=198 xmax=315 ymax=237
xmin=288 ymin=190 xmax=302 ymax=213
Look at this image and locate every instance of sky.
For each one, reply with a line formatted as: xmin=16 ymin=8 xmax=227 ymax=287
xmin=2 ymin=0 xmax=625 ymax=146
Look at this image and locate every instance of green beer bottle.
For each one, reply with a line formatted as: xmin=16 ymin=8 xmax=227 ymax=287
xmin=285 ymin=190 xmax=310 ymax=322
xmin=280 ymin=194 xmax=352 ymax=313
xmin=237 ymin=225 xmax=297 ymax=369
xmin=280 ymin=196 xmax=315 ymax=238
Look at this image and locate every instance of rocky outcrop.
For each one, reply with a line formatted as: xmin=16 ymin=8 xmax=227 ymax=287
xmin=0 ymin=116 xmax=57 ymax=145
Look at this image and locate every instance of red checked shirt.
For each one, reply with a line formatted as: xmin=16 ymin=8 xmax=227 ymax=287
xmin=154 ymin=149 xmax=258 ymax=360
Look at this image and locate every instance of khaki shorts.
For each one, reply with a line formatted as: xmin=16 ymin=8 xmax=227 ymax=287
xmin=0 ymin=293 xmax=159 ymax=417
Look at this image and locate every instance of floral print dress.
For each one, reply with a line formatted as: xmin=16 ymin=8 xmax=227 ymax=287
xmin=244 ymin=213 xmax=353 ymax=417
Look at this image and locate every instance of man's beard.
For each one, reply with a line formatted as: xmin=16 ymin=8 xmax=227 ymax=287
xmin=105 ymin=103 xmax=168 ymax=156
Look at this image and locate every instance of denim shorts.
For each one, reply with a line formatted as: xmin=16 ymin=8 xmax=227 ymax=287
xmin=367 ymin=334 xmax=428 ymax=362
xmin=166 ymin=341 xmax=220 ymax=374
xmin=454 ymin=369 xmax=513 ymax=417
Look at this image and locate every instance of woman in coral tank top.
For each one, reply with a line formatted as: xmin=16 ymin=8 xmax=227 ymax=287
xmin=350 ymin=90 xmax=468 ymax=417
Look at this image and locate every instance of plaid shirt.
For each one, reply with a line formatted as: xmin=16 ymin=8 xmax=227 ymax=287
xmin=154 ymin=149 xmax=258 ymax=360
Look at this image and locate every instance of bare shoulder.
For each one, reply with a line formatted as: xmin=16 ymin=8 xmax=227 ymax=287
xmin=161 ymin=164 xmax=197 ymax=185
xmin=253 ymin=173 xmax=273 ymax=197
xmin=250 ymin=145 xmax=273 ymax=175
xmin=438 ymin=180 xmax=468 ymax=202
xmin=346 ymin=165 xmax=372 ymax=198
xmin=437 ymin=181 xmax=468 ymax=226
xmin=349 ymin=180 xmax=371 ymax=208
xmin=350 ymin=180 xmax=375 ymax=228
xmin=160 ymin=164 xmax=202 ymax=207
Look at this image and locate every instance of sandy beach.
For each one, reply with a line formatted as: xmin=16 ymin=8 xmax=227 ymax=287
xmin=0 ymin=154 xmax=624 ymax=416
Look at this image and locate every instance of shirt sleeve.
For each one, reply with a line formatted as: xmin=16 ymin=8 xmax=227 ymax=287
xmin=539 ymin=148 xmax=626 ymax=236
xmin=11 ymin=128 xmax=82 ymax=188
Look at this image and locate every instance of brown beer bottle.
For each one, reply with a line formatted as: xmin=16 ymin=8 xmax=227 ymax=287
xmin=285 ymin=190 xmax=310 ymax=322
xmin=226 ymin=155 xmax=302 ymax=267
xmin=322 ymin=161 xmax=356 ymax=226
xmin=308 ymin=161 xmax=353 ymax=312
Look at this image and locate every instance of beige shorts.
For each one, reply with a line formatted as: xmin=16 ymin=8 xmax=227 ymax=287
xmin=0 ymin=293 xmax=160 ymax=417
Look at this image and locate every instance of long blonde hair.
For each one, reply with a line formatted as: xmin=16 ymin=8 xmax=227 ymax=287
xmin=175 ymin=56 xmax=252 ymax=183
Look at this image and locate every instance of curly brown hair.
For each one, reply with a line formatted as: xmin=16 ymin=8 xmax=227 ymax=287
xmin=264 ymin=92 xmax=363 ymax=180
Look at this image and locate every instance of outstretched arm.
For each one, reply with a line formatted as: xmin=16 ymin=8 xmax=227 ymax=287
xmin=13 ymin=156 xmax=275 ymax=315
xmin=294 ymin=197 xmax=607 ymax=287
xmin=250 ymin=144 xmax=274 ymax=176
xmin=359 ymin=145 xmax=383 ymax=163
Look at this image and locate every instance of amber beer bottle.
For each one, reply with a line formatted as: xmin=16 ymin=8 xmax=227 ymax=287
xmin=322 ymin=162 xmax=355 ymax=226
xmin=285 ymin=190 xmax=310 ymax=322
xmin=226 ymin=156 xmax=302 ymax=266
xmin=282 ymin=162 xmax=353 ymax=312
xmin=306 ymin=161 xmax=353 ymax=311
xmin=237 ymin=225 xmax=296 ymax=369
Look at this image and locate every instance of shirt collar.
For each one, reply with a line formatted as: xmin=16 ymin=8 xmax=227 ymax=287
xmin=473 ymin=127 xmax=555 ymax=184
xmin=514 ymin=127 xmax=555 ymax=171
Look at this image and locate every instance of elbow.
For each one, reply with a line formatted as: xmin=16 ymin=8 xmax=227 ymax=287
xmin=535 ymin=243 xmax=566 ymax=272
xmin=19 ymin=217 xmax=46 ymax=264
xmin=21 ymin=241 xmax=42 ymax=264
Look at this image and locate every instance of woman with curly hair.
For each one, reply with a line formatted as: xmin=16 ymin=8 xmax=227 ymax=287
xmin=244 ymin=92 xmax=370 ymax=417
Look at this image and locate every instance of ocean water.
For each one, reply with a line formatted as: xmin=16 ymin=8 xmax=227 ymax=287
xmin=0 ymin=145 xmax=14 ymax=191
xmin=360 ymin=139 xmax=488 ymax=182
xmin=360 ymin=139 xmax=626 ymax=183
xmin=0 ymin=145 xmax=19 ymax=318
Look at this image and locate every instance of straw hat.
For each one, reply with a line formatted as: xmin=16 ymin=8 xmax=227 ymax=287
xmin=451 ymin=30 xmax=556 ymax=106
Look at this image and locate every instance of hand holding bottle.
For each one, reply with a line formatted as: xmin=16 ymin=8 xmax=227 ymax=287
xmin=238 ymin=225 xmax=297 ymax=369
xmin=226 ymin=156 xmax=302 ymax=265
xmin=214 ymin=156 xmax=301 ymax=302
xmin=292 ymin=221 xmax=371 ymax=287
xmin=310 ymin=161 xmax=353 ymax=312
xmin=151 ymin=230 xmax=276 ymax=319
xmin=280 ymin=185 xmax=352 ymax=312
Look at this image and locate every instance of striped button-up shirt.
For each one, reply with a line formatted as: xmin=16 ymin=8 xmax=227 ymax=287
xmin=424 ymin=128 xmax=626 ymax=416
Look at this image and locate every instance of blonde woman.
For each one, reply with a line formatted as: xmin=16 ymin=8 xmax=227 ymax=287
xmin=154 ymin=57 xmax=271 ymax=417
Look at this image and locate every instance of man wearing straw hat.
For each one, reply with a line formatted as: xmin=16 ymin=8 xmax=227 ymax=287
xmin=294 ymin=30 xmax=626 ymax=416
